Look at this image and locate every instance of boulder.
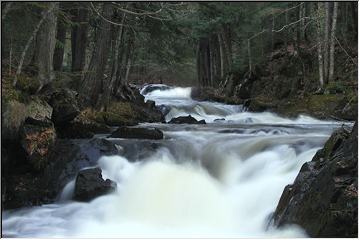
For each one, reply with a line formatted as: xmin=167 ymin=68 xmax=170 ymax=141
xmin=73 ymin=167 xmax=116 ymax=202
xmin=248 ymin=96 xmax=278 ymax=112
xmin=145 ymin=100 xmax=156 ymax=110
xmin=26 ymin=97 xmax=53 ymax=121
xmin=141 ymin=84 xmax=171 ymax=95
xmin=168 ymin=115 xmax=206 ymax=124
xmin=20 ymin=117 xmax=56 ymax=171
xmin=2 ymin=138 xmax=122 ymax=209
xmin=191 ymin=87 xmax=219 ymax=102
xmin=233 ymin=71 xmax=257 ymax=100
xmin=49 ymin=88 xmax=80 ymax=125
xmin=56 ymin=110 xmax=111 ymax=139
xmin=272 ymin=123 xmax=358 ymax=237
xmin=109 ymin=126 xmax=163 ymax=140
xmin=2 ymin=100 xmax=27 ymax=140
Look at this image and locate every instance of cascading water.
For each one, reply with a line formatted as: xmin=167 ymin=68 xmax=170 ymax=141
xmin=2 ymin=84 xmax=349 ymax=237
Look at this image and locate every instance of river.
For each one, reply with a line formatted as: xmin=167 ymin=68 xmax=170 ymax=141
xmin=2 ymin=84 xmax=347 ymax=237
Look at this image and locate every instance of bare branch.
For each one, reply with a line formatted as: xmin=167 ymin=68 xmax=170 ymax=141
xmin=111 ymin=2 xmax=163 ymax=16
xmin=334 ymin=36 xmax=357 ymax=66
xmin=274 ymin=2 xmax=304 ymax=19
xmin=90 ymin=2 xmax=129 ymax=27
xmin=272 ymin=17 xmax=312 ymax=33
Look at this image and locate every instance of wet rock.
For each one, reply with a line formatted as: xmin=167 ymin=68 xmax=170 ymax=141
xmin=273 ymin=123 xmax=358 ymax=237
xmin=214 ymin=118 xmax=226 ymax=122
xmin=43 ymin=138 xmax=121 ymax=196
xmin=20 ymin=117 xmax=56 ymax=171
xmin=56 ymin=110 xmax=111 ymax=139
xmin=131 ymin=101 xmax=165 ymax=123
xmin=145 ymin=100 xmax=156 ymax=109
xmin=168 ymin=115 xmax=206 ymax=124
xmin=73 ymin=167 xmax=116 ymax=202
xmin=109 ymin=126 xmax=163 ymax=140
xmin=49 ymin=88 xmax=80 ymax=124
xmin=191 ymin=87 xmax=220 ymax=102
xmin=2 ymin=172 xmax=52 ymax=209
xmin=248 ymin=96 xmax=278 ymax=112
xmin=141 ymin=84 xmax=170 ymax=95
xmin=2 ymin=137 xmax=123 ymax=210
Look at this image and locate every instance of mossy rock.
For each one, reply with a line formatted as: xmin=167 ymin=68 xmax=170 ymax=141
xmin=15 ymin=74 xmax=41 ymax=94
xmin=1 ymin=76 xmax=30 ymax=104
xmin=248 ymin=95 xmax=278 ymax=112
xmin=2 ymin=100 xmax=28 ymax=140
xmin=325 ymin=81 xmax=347 ymax=94
xmin=320 ymin=128 xmax=350 ymax=160
xmin=276 ymin=94 xmax=345 ymax=119
xmin=83 ymin=102 xmax=138 ymax=127
xmin=26 ymin=97 xmax=53 ymax=121
xmin=306 ymin=94 xmax=344 ymax=117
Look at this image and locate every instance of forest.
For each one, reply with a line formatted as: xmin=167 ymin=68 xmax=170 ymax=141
xmin=1 ymin=1 xmax=358 ymax=238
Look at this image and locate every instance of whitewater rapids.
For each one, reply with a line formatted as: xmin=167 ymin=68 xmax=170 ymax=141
xmin=2 ymin=84 xmax=349 ymax=238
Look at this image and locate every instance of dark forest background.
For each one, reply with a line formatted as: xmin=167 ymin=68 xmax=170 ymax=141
xmin=2 ymin=2 xmax=357 ymax=108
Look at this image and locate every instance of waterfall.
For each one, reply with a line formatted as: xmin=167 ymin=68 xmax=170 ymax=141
xmin=2 ymin=84 xmax=348 ymax=238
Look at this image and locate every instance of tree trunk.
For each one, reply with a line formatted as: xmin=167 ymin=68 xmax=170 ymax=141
xmin=53 ymin=8 xmax=67 ymax=71
xmin=248 ymin=39 xmax=252 ymax=73
xmin=218 ymin=33 xmax=224 ymax=78
xmin=323 ymin=2 xmax=330 ymax=83
xmin=2 ymin=2 xmax=13 ymax=20
xmin=271 ymin=15 xmax=275 ymax=51
xmin=209 ymin=34 xmax=221 ymax=86
xmin=35 ymin=2 xmax=59 ymax=90
xmin=222 ymin=24 xmax=232 ymax=72
xmin=123 ymin=31 xmax=134 ymax=84
xmin=316 ymin=2 xmax=324 ymax=88
xmin=299 ymin=2 xmax=305 ymax=43
xmin=328 ymin=2 xmax=338 ymax=83
xmin=80 ymin=3 xmax=113 ymax=107
xmin=351 ymin=2 xmax=357 ymax=40
xmin=13 ymin=3 xmax=57 ymax=86
xmin=197 ymin=37 xmax=211 ymax=87
xmin=71 ymin=3 xmax=89 ymax=72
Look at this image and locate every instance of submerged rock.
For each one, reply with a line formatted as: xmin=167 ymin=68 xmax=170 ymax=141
xmin=168 ymin=115 xmax=206 ymax=124
xmin=273 ymin=123 xmax=358 ymax=237
xmin=73 ymin=167 xmax=116 ymax=202
xmin=109 ymin=126 xmax=163 ymax=140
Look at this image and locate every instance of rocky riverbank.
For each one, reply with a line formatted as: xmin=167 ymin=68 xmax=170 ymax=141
xmin=1 ymin=77 xmax=165 ymax=209
xmin=191 ymin=46 xmax=357 ymax=122
xmin=272 ymin=122 xmax=358 ymax=237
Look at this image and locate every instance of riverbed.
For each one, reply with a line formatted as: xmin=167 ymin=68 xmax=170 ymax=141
xmin=2 ymin=85 xmax=347 ymax=237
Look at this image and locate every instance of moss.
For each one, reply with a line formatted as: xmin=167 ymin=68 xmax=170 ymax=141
xmin=306 ymin=94 xmax=344 ymax=112
xmin=249 ymin=95 xmax=278 ymax=112
xmin=15 ymin=74 xmax=41 ymax=94
xmin=321 ymin=128 xmax=349 ymax=159
xmin=276 ymin=94 xmax=346 ymax=119
xmin=2 ymin=100 xmax=28 ymax=140
xmin=82 ymin=102 xmax=139 ymax=127
xmin=324 ymin=81 xmax=347 ymax=94
xmin=2 ymin=75 xmax=31 ymax=105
